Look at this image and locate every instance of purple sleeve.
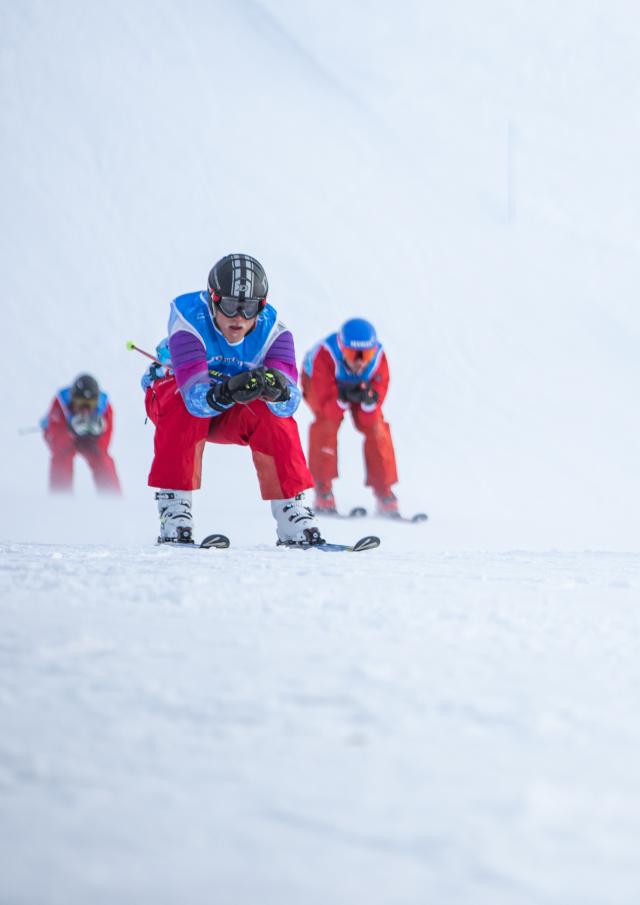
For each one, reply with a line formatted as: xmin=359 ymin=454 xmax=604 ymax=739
xmin=168 ymin=330 xmax=209 ymax=391
xmin=264 ymin=331 xmax=298 ymax=383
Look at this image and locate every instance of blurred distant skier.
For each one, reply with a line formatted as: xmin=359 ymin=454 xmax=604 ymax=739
xmin=41 ymin=374 xmax=122 ymax=494
xmin=301 ymin=318 xmax=399 ymax=516
xmin=142 ymin=253 xmax=323 ymax=546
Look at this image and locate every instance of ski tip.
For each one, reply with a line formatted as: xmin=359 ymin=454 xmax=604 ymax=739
xmin=411 ymin=513 xmax=428 ymax=523
xmin=351 ymin=535 xmax=381 ymax=552
xmin=199 ymin=534 xmax=231 ymax=549
xmin=348 ymin=506 xmax=367 ymax=518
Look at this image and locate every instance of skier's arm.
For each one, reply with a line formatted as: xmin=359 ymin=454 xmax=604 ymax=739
xmin=42 ymin=398 xmax=75 ymax=452
xmin=95 ymin=402 xmax=114 ymax=450
xmin=360 ymin=352 xmax=390 ymax=413
xmin=140 ymin=339 xmax=172 ymax=391
xmin=262 ymin=330 xmax=301 ymax=417
xmin=168 ymin=329 xmax=227 ymax=418
xmin=309 ymin=346 xmax=345 ymax=420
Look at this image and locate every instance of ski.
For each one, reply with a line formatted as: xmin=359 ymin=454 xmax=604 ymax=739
xmin=319 ymin=506 xmax=428 ymax=524
xmin=316 ymin=506 xmax=367 ymax=520
xmin=157 ymin=533 xmax=230 ymax=549
xmin=315 ymin=535 xmax=380 ymax=553
xmin=200 ymin=534 xmax=231 ymax=548
xmin=375 ymin=511 xmax=428 ymax=524
xmin=277 ymin=534 xmax=380 ymax=553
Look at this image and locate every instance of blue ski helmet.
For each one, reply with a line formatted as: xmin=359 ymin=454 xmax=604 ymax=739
xmin=338 ymin=318 xmax=377 ymax=350
xmin=338 ymin=318 xmax=378 ymax=370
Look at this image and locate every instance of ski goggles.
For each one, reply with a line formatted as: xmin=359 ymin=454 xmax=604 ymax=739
xmin=213 ymin=294 xmax=263 ymax=320
xmin=341 ymin=345 xmax=377 ymax=369
xmin=71 ymin=396 xmax=98 ymax=411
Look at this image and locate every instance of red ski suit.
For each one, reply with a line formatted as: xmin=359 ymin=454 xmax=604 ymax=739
xmin=43 ymin=397 xmax=121 ymax=494
xmin=301 ymin=345 xmax=398 ymax=493
xmin=145 ymin=375 xmax=313 ymax=499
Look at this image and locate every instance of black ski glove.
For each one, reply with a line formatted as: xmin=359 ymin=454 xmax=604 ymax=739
xmin=227 ymin=370 xmax=265 ymax=403
xmin=258 ymin=367 xmax=291 ymax=403
xmin=147 ymin=363 xmax=165 ymax=383
xmin=206 ymin=380 xmax=233 ymax=412
xmin=338 ymin=382 xmax=365 ymax=404
xmin=207 ymin=370 xmax=264 ymax=411
xmin=360 ymin=383 xmax=379 ymax=406
xmin=337 ymin=381 xmax=379 ymax=406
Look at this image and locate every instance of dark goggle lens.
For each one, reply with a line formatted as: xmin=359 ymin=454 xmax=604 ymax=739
xmin=216 ymin=296 xmax=261 ymax=320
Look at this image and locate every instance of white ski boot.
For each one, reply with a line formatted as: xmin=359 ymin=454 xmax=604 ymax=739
xmin=156 ymin=490 xmax=194 ymax=544
xmin=271 ymin=492 xmax=324 ymax=546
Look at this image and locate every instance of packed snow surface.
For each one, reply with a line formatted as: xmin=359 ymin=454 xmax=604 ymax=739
xmin=3 ymin=536 xmax=640 ymax=904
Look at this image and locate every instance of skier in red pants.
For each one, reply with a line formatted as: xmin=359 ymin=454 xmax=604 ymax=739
xmin=142 ymin=253 xmax=322 ymax=546
xmin=41 ymin=374 xmax=122 ymax=494
xmin=301 ymin=318 xmax=399 ymax=517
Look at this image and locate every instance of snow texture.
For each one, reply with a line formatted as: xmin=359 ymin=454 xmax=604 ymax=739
xmin=2 ymin=1 xmax=640 ymax=902
xmin=3 ymin=540 xmax=640 ymax=904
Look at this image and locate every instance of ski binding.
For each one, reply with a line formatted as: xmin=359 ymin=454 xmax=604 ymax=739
xmin=157 ymin=531 xmax=230 ymax=549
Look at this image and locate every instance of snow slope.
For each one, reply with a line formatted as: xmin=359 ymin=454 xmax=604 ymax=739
xmin=2 ymin=1 xmax=640 ymax=903
xmin=3 ymin=541 xmax=640 ymax=905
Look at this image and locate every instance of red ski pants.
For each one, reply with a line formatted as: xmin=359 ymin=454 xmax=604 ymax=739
xmin=49 ymin=442 xmax=121 ymax=494
xmin=308 ymin=407 xmax=398 ymax=494
xmin=146 ymin=377 xmax=313 ymax=499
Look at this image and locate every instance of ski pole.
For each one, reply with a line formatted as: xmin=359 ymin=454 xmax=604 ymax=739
xmin=126 ymin=340 xmax=161 ymax=365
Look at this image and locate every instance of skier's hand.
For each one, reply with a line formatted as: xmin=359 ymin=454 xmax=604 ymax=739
xmin=207 ymin=370 xmax=265 ymax=410
xmin=360 ymin=383 xmax=379 ymax=406
xmin=87 ymin=415 xmax=106 ymax=437
xmin=257 ymin=367 xmax=291 ymax=403
xmin=70 ymin=413 xmax=92 ymax=437
xmin=227 ymin=370 xmax=265 ymax=404
xmin=206 ymin=379 xmax=233 ymax=412
xmin=148 ymin=363 xmax=166 ymax=382
xmin=338 ymin=381 xmax=380 ymax=406
xmin=338 ymin=382 xmax=365 ymax=404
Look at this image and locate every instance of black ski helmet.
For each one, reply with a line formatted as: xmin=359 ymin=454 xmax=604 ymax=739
xmin=72 ymin=374 xmax=99 ymax=401
xmin=207 ymin=254 xmax=269 ymax=308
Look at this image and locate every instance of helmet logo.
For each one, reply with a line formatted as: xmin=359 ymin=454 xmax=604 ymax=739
xmin=347 ymin=339 xmax=375 ymax=349
xmin=209 ymin=253 xmax=268 ymax=302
